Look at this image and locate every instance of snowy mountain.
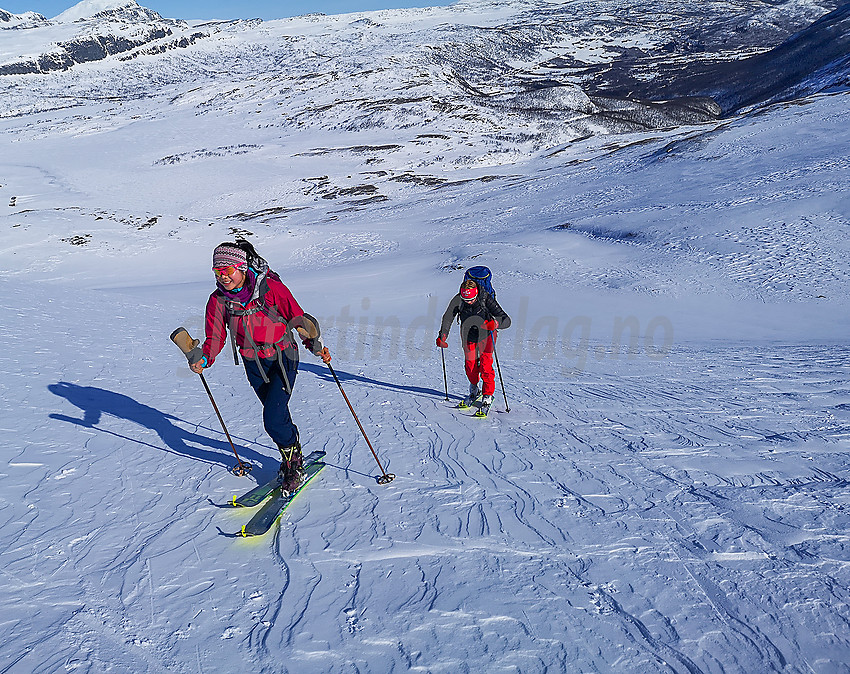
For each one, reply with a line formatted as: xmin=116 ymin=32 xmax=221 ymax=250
xmin=0 ymin=0 xmax=846 ymax=151
xmin=0 ymin=0 xmax=202 ymax=75
xmin=0 ymin=7 xmax=48 ymax=27
xmin=1 ymin=0 xmax=850 ymax=672
xmin=52 ymin=0 xmax=162 ymax=23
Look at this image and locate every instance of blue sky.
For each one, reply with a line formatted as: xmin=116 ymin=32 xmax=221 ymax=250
xmin=1 ymin=0 xmax=450 ymax=20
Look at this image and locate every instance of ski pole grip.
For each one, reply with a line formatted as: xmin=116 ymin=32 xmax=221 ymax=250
xmin=291 ymin=313 xmax=320 ymax=340
xmin=170 ymin=327 xmax=204 ymax=365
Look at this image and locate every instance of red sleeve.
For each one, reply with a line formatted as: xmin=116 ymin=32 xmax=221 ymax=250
xmin=265 ymin=277 xmax=321 ymax=350
xmin=202 ymin=292 xmax=228 ymax=366
xmin=266 ymin=276 xmax=304 ymax=322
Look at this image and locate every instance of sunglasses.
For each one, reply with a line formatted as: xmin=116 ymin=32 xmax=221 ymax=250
xmin=213 ymin=265 xmax=240 ymax=278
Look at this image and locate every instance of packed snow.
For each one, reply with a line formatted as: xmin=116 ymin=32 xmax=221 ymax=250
xmin=1 ymin=0 xmax=849 ymax=672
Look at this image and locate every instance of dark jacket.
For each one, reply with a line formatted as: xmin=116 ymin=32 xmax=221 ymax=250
xmin=440 ymin=290 xmax=511 ymax=345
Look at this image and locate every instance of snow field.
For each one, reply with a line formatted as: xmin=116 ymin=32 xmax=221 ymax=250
xmin=1 ymin=271 xmax=849 ymax=671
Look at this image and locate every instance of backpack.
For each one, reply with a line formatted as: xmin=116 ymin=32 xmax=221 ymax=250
xmin=464 ymin=265 xmax=495 ymax=299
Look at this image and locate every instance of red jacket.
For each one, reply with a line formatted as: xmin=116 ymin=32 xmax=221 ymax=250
xmin=202 ymin=272 xmax=307 ymax=366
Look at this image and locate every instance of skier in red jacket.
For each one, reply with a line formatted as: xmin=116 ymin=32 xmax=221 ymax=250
xmin=190 ymin=241 xmax=331 ymax=492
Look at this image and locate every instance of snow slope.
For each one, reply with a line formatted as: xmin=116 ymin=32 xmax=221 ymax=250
xmin=1 ymin=1 xmax=849 ymax=672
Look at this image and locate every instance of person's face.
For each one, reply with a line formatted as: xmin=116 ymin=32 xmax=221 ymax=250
xmin=213 ymin=265 xmax=245 ymax=291
xmin=461 ymin=288 xmax=478 ymax=304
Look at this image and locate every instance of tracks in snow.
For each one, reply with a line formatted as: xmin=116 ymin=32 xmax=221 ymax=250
xmin=2 ymin=279 xmax=849 ymax=672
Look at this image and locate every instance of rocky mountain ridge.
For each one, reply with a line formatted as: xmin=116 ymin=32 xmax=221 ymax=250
xmin=0 ymin=0 xmax=204 ymax=74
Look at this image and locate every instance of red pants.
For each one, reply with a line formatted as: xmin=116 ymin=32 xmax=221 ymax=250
xmin=463 ymin=333 xmax=496 ymax=396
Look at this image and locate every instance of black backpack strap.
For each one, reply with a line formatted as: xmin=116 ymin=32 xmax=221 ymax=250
xmin=230 ymin=330 xmax=239 ymax=365
xmin=275 ymin=343 xmax=293 ymax=395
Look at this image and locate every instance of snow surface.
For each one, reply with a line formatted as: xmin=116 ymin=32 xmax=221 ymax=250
xmin=1 ymin=0 xmax=849 ymax=672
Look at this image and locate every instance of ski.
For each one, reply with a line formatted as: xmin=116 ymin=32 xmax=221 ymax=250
xmin=240 ymin=460 xmax=325 ymax=537
xmin=232 ymin=450 xmax=326 ymax=507
xmin=457 ymin=394 xmax=482 ymax=409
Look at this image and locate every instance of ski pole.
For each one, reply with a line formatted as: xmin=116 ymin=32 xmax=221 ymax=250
xmin=490 ymin=330 xmax=510 ymax=413
xmin=326 ymin=362 xmax=395 ymax=485
xmin=440 ymin=347 xmax=449 ymax=402
xmin=170 ymin=327 xmax=252 ymax=476
xmin=198 ymin=372 xmax=252 ymax=476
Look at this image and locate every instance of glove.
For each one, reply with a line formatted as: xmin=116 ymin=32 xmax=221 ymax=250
xmin=482 ymin=320 xmax=498 ymax=331
xmin=171 ymin=326 xmax=204 ymax=364
xmin=436 ymin=334 xmax=448 ymax=348
xmin=189 ymin=356 xmax=208 ymax=374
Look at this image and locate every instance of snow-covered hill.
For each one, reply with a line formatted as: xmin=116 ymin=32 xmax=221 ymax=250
xmin=1 ymin=0 xmax=849 ymax=672
xmin=624 ymin=2 xmax=850 ymax=113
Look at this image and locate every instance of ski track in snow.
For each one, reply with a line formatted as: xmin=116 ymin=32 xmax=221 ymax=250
xmin=1 ymin=281 xmax=849 ymax=673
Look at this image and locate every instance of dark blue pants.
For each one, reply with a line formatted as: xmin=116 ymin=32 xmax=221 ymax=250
xmin=243 ymin=354 xmax=299 ymax=449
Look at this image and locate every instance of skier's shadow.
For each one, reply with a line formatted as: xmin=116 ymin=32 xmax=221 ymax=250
xmin=47 ymin=382 xmax=276 ymax=473
xmin=301 ymin=362 xmax=451 ymax=399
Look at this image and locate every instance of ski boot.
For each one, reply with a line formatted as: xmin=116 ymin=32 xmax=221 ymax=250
xmin=278 ymin=438 xmax=305 ymax=494
xmin=458 ymin=383 xmax=482 ymax=409
xmin=475 ymin=395 xmax=494 ymax=418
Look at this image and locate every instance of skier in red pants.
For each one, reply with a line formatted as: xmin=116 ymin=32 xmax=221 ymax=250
xmin=437 ymin=279 xmax=511 ymax=414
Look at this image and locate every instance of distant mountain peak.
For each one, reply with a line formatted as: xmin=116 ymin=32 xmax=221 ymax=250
xmin=0 ymin=0 xmax=197 ymax=75
xmin=0 ymin=7 xmax=49 ymax=26
xmin=52 ymin=0 xmax=161 ymax=23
